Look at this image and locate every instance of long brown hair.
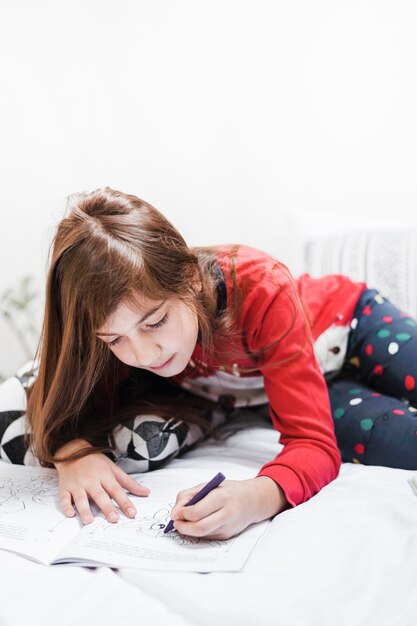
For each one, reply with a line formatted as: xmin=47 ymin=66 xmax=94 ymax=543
xmin=26 ymin=187 xmax=310 ymax=467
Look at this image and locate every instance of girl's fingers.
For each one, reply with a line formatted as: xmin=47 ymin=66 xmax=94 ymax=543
xmin=79 ymin=485 xmax=123 ymax=524
xmin=173 ymin=507 xmax=225 ymax=538
xmin=71 ymin=491 xmax=95 ymax=525
xmin=171 ymin=490 xmax=222 ymax=523
xmin=56 ymin=454 xmax=151 ymax=525
xmin=173 ymin=483 xmax=206 ymax=509
xmin=171 ymin=483 xmax=219 ymax=519
xmin=84 ymin=479 xmax=148 ymax=524
xmin=103 ymin=481 xmax=141 ymax=519
xmin=59 ymin=488 xmax=76 ymax=518
xmin=70 ymin=486 xmax=120 ymax=525
xmin=113 ymin=465 xmax=151 ymax=496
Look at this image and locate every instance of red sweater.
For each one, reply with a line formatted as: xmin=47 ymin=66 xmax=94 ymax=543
xmin=171 ymin=245 xmax=367 ymax=507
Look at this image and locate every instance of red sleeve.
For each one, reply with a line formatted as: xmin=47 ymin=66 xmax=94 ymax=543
xmin=244 ymin=262 xmax=342 ymax=507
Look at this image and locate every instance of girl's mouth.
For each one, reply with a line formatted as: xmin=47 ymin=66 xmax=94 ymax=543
xmin=149 ymin=355 xmax=175 ymax=370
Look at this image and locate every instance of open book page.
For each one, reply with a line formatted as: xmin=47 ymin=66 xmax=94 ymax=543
xmin=54 ymin=466 xmax=270 ymax=572
xmin=0 ymin=462 xmax=270 ymax=572
xmin=0 ymin=463 xmax=81 ymax=565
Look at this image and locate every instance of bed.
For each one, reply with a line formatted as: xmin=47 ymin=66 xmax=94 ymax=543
xmin=1 ymin=410 xmax=416 ymax=626
xmin=1 ymin=222 xmax=417 ymax=626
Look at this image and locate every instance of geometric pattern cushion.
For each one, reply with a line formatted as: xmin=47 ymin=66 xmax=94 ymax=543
xmin=110 ymin=414 xmax=211 ymax=474
xmin=0 ymin=367 xmax=41 ymax=466
xmin=0 ymin=360 xmax=225 ymax=473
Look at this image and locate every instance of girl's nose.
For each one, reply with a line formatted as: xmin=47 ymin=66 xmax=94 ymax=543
xmin=132 ymin=339 xmax=161 ymax=368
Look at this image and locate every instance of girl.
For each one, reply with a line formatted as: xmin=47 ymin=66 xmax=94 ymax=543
xmin=1 ymin=187 xmax=417 ymax=541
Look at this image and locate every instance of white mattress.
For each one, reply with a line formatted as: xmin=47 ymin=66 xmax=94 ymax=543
xmin=1 ymin=412 xmax=417 ymax=626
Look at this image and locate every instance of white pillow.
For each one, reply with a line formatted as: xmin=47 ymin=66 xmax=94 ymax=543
xmin=303 ymin=227 xmax=417 ymax=318
xmin=286 ymin=209 xmax=412 ymax=278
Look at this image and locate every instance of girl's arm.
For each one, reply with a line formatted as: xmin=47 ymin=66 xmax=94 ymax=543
xmin=245 ymin=264 xmax=342 ymax=508
xmin=170 ymin=263 xmax=340 ymax=541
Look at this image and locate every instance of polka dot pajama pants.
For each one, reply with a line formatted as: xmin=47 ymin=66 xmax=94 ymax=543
xmin=327 ymin=288 xmax=417 ymax=469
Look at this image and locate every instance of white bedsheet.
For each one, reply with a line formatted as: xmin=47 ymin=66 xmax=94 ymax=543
xmin=1 ymin=413 xmax=417 ymax=626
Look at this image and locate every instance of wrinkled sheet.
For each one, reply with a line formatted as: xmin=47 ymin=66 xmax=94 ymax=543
xmin=1 ymin=413 xmax=417 ymax=626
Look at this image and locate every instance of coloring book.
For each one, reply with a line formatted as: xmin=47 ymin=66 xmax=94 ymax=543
xmin=0 ymin=462 xmax=269 ymax=572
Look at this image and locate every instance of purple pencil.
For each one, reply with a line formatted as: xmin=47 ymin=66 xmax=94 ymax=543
xmin=163 ymin=472 xmax=226 ymax=534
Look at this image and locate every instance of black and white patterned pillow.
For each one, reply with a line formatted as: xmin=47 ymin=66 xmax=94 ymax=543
xmin=0 ymin=360 xmax=41 ymax=466
xmin=110 ymin=412 xmax=226 ymax=474
xmin=0 ymin=360 xmax=225 ymax=471
xmin=304 ymin=227 xmax=417 ymax=318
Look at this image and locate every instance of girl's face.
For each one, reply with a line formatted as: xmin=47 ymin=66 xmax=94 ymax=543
xmin=96 ymin=292 xmax=199 ymax=377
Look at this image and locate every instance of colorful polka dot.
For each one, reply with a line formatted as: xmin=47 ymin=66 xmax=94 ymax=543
xmin=373 ymin=365 xmax=384 ymax=376
xmin=382 ymin=316 xmax=393 ymax=323
xmin=354 ymin=443 xmax=365 ymax=455
xmin=349 ymin=388 xmax=362 ymax=395
xmin=388 ymin=342 xmax=399 ymax=355
xmin=363 ymin=305 xmax=372 ymax=316
xmin=377 ymin=329 xmax=391 ymax=339
xmin=392 ymin=409 xmax=405 ymax=415
xmin=405 ymin=375 xmax=415 ymax=391
xmin=352 ymin=458 xmax=361 ymax=464
xmin=396 ymin=332 xmax=411 ymax=341
xmin=372 ymin=392 xmax=381 ymax=397
xmin=349 ymin=398 xmax=363 ymax=406
xmin=360 ymin=419 xmax=373 ymax=431
xmin=374 ymin=294 xmax=384 ymax=304
xmin=333 ymin=408 xmax=345 ymax=419
xmin=350 ymin=318 xmax=358 ymax=330
xmin=409 ymin=406 xmax=417 ymax=413
xmin=405 ymin=319 xmax=416 ymax=327
xmin=365 ymin=344 xmax=373 ymax=355
xmin=349 ymin=356 xmax=360 ymax=368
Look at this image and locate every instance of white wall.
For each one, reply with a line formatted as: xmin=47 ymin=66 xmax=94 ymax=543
xmin=1 ymin=0 xmax=417 ymax=376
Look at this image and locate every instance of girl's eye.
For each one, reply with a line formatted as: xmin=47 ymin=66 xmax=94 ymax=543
xmin=108 ymin=314 xmax=168 ymax=347
xmin=148 ymin=313 xmax=168 ymax=329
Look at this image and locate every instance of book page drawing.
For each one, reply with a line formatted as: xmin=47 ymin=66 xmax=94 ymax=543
xmin=58 ymin=470 xmax=271 ymax=571
xmin=88 ymin=507 xmax=226 ymax=548
xmin=0 ymin=466 xmax=71 ymax=546
xmin=0 ymin=463 xmax=269 ymax=571
xmin=0 ymin=473 xmax=60 ymax=514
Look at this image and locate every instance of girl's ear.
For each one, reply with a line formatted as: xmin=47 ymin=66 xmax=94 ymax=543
xmin=194 ymin=279 xmax=203 ymax=294
xmin=191 ymin=269 xmax=203 ymax=295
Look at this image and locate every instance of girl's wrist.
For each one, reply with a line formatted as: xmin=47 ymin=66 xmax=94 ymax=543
xmin=249 ymin=476 xmax=290 ymax=522
xmin=54 ymin=438 xmax=93 ymax=466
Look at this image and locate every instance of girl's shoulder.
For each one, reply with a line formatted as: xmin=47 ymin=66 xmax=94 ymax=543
xmin=214 ymin=244 xmax=293 ymax=290
xmin=211 ymin=245 xmax=304 ymax=359
xmin=212 ymin=245 xmax=297 ymax=335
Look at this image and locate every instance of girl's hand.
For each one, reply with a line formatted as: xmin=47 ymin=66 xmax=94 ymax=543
xmin=54 ymin=439 xmax=151 ymax=525
xmin=170 ymin=476 xmax=289 ymax=541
